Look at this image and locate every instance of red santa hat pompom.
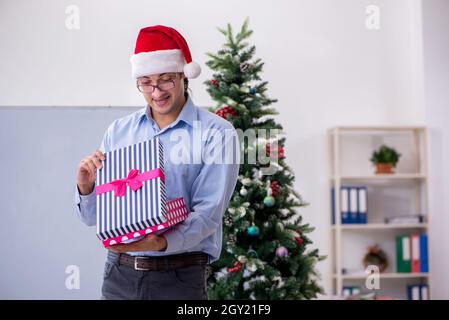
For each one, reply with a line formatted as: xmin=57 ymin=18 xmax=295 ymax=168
xmin=130 ymin=25 xmax=201 ymax=79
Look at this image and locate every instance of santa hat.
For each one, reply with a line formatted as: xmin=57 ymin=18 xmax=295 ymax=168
xmin=130 ymin=25 xmax=201 ymax=79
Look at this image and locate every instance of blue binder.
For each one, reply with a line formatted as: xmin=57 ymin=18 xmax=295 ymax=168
xmin=420 ymin=234 xmax=429 ymax=273
xmin=341 ymin=187 xmax=350 ymax=224
xmin=420 ymin=284 xmax=429 ymax=300
xmin=407 ymin=284 xmax=429 ymax=300
xmin=357 ymin=187 xmax=368 ymax=224
xmin=331 ymin=187 xmax=335 ymax=225
xmin=407 ymin=284 xmax=421 ymax=300
xmin=331 ymin=186 xmax=350 ymax=224
xmin=349 ymin=187 xmax=358 ymax=224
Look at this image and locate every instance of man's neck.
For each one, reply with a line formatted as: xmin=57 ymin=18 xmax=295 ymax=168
xmin=151 ymin=95 xmax=187 ymax=130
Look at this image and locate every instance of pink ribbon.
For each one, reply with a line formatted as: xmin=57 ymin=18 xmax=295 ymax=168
xmin=96 ymin=168 xmax=165 ymax=197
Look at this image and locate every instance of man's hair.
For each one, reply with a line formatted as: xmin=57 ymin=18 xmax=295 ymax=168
xmin=183 ymin=76 xmax=190 ymax=99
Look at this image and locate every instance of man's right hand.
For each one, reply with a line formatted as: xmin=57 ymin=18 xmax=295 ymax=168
xmin=76 ymin=150 xmax=105 ymax=195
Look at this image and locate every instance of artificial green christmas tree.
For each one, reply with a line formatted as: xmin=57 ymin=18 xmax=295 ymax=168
xmin=205 ymin=19 xmax=324 ymax=300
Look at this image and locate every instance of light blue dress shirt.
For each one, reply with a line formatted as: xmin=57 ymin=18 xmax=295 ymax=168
xmin=74 ymin=95 xmax=240 ymax=263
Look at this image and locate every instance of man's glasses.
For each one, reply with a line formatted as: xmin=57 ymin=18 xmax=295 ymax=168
xmin=136 ymin=78 xmax=176 ymax=93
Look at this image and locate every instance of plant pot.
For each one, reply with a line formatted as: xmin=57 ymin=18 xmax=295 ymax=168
xmin=375 ymin=163 xmax=395 ymax=174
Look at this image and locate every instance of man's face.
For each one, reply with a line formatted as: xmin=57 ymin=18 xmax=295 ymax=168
xmin=137 ymin=72 xmax=185 ymax=116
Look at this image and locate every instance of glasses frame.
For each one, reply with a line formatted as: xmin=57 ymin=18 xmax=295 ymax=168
xmin=136 ymin=76 xmax=178 ymax=93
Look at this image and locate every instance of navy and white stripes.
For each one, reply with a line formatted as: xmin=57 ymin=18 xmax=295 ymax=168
xmin=96 ymin=137 xmax=166 ymax=241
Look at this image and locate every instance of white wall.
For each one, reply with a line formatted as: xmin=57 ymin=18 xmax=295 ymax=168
xmin=1 ymin=0 xmax=447 ymax=298
xmin=421 ymin=0 xmax=449 ymax=300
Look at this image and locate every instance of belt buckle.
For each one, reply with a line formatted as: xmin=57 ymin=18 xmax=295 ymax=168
xmin=134 ymin=257 xmax=150 ymax=271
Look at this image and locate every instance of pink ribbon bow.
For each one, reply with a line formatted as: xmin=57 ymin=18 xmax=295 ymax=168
xmin=96 ymin=168 xmax=165 ymax=197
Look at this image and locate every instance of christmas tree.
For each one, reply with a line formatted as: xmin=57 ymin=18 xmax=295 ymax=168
xmin=205 ymin=19 xmax=324 ymax=300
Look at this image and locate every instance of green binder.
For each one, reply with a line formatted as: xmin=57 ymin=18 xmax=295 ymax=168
xmin=396 ymin=235 xmax=411 ymax=273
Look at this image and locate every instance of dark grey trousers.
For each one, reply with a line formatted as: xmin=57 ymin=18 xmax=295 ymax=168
xmin=101 ymin=251 xmax=208 ymax=300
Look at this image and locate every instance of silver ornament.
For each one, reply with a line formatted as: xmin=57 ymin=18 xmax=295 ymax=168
xmin=238 ymin=255 xmax=247 ymax=264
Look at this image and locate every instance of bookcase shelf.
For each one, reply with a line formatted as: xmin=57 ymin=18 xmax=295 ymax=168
xmin=333 ymin=273 xmax=429 ymax=280
xmin=331 ymin=174 xmax=427 ymax=181
xmin=327 ymin=126 xmax=431 ymax=299
xmin=331 ymin=223 xmax=428 ymax=231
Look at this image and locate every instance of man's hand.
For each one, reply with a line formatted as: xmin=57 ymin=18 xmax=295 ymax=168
xmin=108 ymin=234 xmax=167 ymax=253
xmin=77 ymin=149 xmax=105 ymax=195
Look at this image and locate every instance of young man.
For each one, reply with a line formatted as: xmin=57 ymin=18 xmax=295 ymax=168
xmin=74 ymin=25 xmax=240 ymax=300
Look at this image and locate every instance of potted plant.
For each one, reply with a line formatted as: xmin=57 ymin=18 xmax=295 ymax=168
xmin=370 ymin=145 xmax=401 ymax=174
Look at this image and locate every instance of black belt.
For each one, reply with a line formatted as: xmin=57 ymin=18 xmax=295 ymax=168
xmin=118 ymin=252 xmax=208 ymax=271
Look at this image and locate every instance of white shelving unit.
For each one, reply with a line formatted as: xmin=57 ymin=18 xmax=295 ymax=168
xmin=327 ymin=126 xmax=431 ymax=299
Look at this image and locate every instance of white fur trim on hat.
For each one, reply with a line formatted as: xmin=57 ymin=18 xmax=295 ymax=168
xmin=183 ymin=61 xmax=201 ymax=79
xmin=130 ymin=49 xmax=184 ymax=79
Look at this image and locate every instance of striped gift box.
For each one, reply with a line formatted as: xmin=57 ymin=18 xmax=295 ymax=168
xmin=95 ymin=137 xmax=189 ymax=246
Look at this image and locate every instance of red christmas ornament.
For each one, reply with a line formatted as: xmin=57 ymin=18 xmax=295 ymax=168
xmin=210 ymin=79 xmax=218 ymax=87
xmin=265 ymin=144 xmax=285 ymax=159
xmin=215 ymin=105 xmax=238 ymax=119
xmin=223 ymin=105 xmax=238 ymax=116
xmin=295 ymin=236 xmax=303 ymax=247
xmin=271 ymin=181 xmax=280 ymax=197
xmin=228 ymin=261 xmax=242 ymax=273
xmin=215 ymin=109 xmax=226 ymax=118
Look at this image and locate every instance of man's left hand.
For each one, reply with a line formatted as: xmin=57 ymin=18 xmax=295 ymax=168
xmin=107 ymin=234 xmax=167 ymax=253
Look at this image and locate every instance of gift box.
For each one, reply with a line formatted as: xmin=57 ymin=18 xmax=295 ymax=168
xmin=101 ymin=197 xmax=189 ymax=247
xmin=95 ymin=137 xmax=189 ymax=247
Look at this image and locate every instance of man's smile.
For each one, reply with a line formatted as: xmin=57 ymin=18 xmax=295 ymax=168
xmin=153 ymin=95 xmax=170 ymax=107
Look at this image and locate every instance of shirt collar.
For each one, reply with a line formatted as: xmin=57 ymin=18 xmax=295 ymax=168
xmin=139 ymin=95 xmax=197 ymax=129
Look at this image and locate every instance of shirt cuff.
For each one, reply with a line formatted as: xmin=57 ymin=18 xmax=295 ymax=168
xmin=160 ymin=227 xmax=185 ymax=253
xmin=75 ymin=185 xmax=96 ymax=205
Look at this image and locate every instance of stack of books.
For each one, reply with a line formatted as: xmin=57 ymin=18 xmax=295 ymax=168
xmin=385 ymin=215 xmax=426 ymax=224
